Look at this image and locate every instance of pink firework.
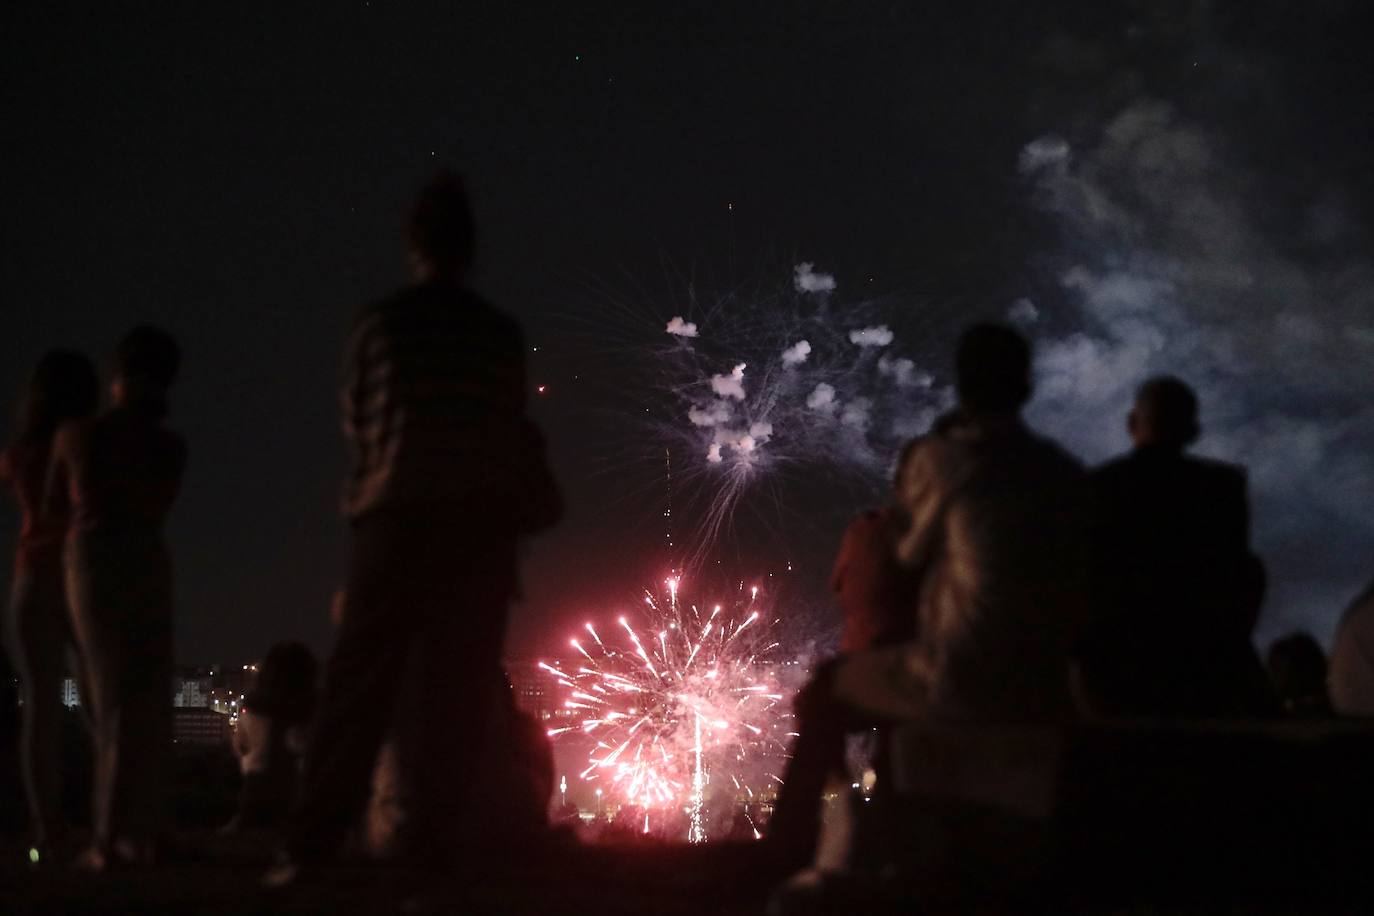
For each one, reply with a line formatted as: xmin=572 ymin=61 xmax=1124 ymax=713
xmin=542 ymin=577 xmax=794 ymax=841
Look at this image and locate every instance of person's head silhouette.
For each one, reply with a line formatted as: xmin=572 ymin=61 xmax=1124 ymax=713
xmin=112 ymin=325 xmax=180 ymax=414
xmin=16 ymin=349 xmax=99 ymax=442
xmin=955 ymin=323 xmax=1032 ymax=415
xmin=407 ymin=169 xmax=476 ymax=284
xmin=1129 ymin=376 xmax=1199 ymax=450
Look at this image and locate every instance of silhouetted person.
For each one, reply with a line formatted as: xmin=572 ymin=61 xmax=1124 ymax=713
xmin=1266 ymin=632 xmax=1332 ymax=717
xmin=227 ymin=642 xmax=318 ymax=831
xmin=1329 ymin=579 xmax=1374 ymax=716
xmin=1 ymin=350 xmax=99 ymax=864
xmin=276 ymin=171 xmax=561 ymax=883
xmin=1079 ymin=377 xmax=1274 ymax=718
xmin=831 ymin=440 xmax=919 ymax=653
xmin=768 ymin=324 xmax=1087 ymax=870
xmin=45 ymin=326 xmax=187 ymax=870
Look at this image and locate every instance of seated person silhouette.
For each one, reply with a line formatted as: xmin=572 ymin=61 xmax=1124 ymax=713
xmin=831 ymin=439 xmax=920 ymax=653
xmin=227 ymin=642 xmax=319 ymax=831
xmin=768 ymin=325 xmax=1088 ymax=871
xmin=1329 ymin=579 xmax=1374 ymax=716
xmin=1266 ymin=632 xmax=1332 ymax=718
xmin=1078 ymin=376 xmax=1275 ymax=718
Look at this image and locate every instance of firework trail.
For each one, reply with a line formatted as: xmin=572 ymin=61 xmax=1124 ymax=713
xmin=542 ymin=577 xmax=799 ymax=842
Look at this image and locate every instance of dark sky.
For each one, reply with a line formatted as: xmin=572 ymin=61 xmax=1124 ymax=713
xmin=3 ymin=1 xmax=1371 ymax=665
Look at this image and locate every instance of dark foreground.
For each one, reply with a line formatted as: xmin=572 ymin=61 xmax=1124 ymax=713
xmin=6 ymin=721 xmax=1374 ymax=914
xmin=2 ymin=835 xmax=771 ymax=916
xmin=3 ymin=832 xmax=1371 ymax=916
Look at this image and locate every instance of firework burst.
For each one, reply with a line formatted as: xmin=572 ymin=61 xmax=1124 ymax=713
xmin=648 ymin=266 xmax=959 ymax=566
xmin=542 ymin=577 xmax=797 ymax=842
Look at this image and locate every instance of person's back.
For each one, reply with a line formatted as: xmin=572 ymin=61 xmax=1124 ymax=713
xmin=2 ymin=439 xmax=64 ymax=573
xmin=899 ymin=410 xmax=1087 ymax=721
xmin=57 ymin=407 xmax=185 ymax=536
xmin=342 ymin=283 xmax=533 ymax=524
xmin=1081 ymin=377 xmax=1271 ymax=718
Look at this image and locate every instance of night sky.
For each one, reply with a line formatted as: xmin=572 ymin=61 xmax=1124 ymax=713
xmin=3 ymin=1 xmax=1372 ymax=667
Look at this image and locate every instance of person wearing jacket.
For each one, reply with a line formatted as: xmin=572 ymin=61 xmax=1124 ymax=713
xmin=767 ymin=324 xmax=1088 ymax=868
xmin=1078 ymin=376 xmax=1275 ymax=718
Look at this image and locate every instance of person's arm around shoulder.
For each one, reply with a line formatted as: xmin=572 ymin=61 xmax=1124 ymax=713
xmin=893 ymin=436 xmax=943 ymax=571
xmin=41 ymin=421 xmax=81 ymax=533
xmin=339 ymin=307 xmax=381 ymax=447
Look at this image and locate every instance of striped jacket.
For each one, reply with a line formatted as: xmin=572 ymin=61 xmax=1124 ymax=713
xmin=340 ymin=282 xmax=560 ymax=531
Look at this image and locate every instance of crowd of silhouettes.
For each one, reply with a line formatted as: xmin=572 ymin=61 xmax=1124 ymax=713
xmin=770 ymin=322 xmax=1372 ymax=874
xmin=4 ymin=171 xmax=1374 ymax=891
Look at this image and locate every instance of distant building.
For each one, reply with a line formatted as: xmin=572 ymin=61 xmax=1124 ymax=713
xmin=174 ymin=666 xmax=215 ymax=708
xmin=507 ymin=658 xmax=577 ymax=725
xmin=173 ymin=707 xmax=231 ymax=748
xmin=61 ymin=677 xmax=80 ymax=709
xmin=507 ymin=659 xmax=552 ymax=720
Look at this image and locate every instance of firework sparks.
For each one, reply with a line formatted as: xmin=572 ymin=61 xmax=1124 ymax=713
xmin=543 ymin=578 xmax=794 ymax=842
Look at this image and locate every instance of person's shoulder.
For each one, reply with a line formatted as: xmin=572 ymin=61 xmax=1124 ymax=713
xmin=351 ymin=287 xmax=416 ymax=329
xmin=1025 ymin=428 xmax=1086 ymax=477
xmin=1089 ymin=450 xmax=1137 ymax=484
xmin=900 ymin=428 xmax=949 ymax=476
xmin=1185 ymin=453 xmax=1246 ymax=485
xmin=54 ymin=417 xmax=96 ymax=449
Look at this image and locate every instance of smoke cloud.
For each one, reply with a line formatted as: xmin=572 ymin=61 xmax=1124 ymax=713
xmin=688 ymin=402 xmax=732 ymax=427
xmin=1007 ymin=298 xmax=1040 ymax=327
xmin=1020 ymin=97 xmax=1374 ymax=644
xmin=710 ymin=363 xmax=747 ymax=401
xmin=793 ymin=262 xmax=837 ymax=294
xmin=848 ymin=325 xmax=894 ymax=348
xmin=781 ymin=340 xmax=812 ymax=367
xmin=806 ymin=382 xmax=836 ymax=412
xmin=666 ymin=316 xmax=699 ymax=338
xmin=878 ymin=355 xmax=931 ymax=389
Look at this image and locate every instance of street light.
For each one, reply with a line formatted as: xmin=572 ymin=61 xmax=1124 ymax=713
xmin=560 ymin=775 xmax=567 ymax=808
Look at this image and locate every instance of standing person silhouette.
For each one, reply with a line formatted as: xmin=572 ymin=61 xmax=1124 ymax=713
xmin=45 ymin=327 xmax=187 ymax=870
xmin=1 ymin=350 xmax=99 ymax=866
xmin=273 ymin=171 xmax=560 ymax=885
xmin=1079 ymin=377 xmax=1275 ymax=717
